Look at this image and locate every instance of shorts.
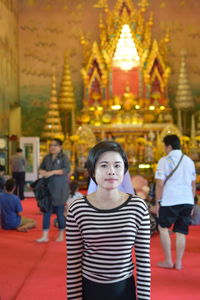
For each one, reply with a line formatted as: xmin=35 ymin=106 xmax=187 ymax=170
xmin=18 ymin=216 xmax=34 ymax=227
xmin=82 ymin=275 xmax=136 ymax=300
xmin=158 ymin=204 xmax=193 ymax=235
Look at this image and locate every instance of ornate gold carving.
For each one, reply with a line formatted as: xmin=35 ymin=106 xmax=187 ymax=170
xmin=79 ymin=0 xmax=172 ymax=134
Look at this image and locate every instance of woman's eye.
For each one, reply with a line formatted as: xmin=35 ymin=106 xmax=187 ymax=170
xmin=100 ymin=164 xmax=107 ymax=168
xmin=115 ymin=164 xmax=121 ymax=168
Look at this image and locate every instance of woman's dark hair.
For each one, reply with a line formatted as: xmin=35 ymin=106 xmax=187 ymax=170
xmin=163 ymin=134 xmax=181 ymax=150
xmin=86 ymin=141 xmax=128 ymax=183
xmin=5 ymin=178 xmax=16 ymax=192
xmin=51 ymin=138 xmax=63 ymax=146
xmin=70 ymin=181 xmax=79 ymax=197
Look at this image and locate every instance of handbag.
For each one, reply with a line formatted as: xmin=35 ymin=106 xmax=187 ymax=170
xmin=31 ymin=178 xmax=52 ymax=213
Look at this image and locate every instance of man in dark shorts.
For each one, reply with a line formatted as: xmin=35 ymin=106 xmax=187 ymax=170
xmin=155 ymin=135 xmax=196 ymax=270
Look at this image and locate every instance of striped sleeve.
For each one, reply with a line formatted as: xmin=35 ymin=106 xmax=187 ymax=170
xmin=134 ymin=204 xmax=151 ymax=300
xmin=66 ymin=207 xmax=83 ymax=300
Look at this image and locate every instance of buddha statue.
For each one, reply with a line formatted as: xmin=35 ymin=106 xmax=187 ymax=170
xmin=122 ymin=83 xmax=136 ymax=111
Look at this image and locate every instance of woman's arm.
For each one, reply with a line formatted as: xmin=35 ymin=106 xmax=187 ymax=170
xmin=40 ymin=154 xmax=71 ymax=178
xmin=42 ymin=169 xmax=64 ymax=177
xmin=135 ymin=205 xmax=151 ymax=300
xmin=39 ymin=156 xmax=48 ymax=177
xmin=46 ymin=155 xmax=70 ymax=177
xmin=39 ymin=169 xmax=48 ymax=177
xmin=66 ymin=208 xmax=83 ymax=300
xmin=192 ymin=180 xmax=196 ymax=198
xmin=61 ymin=154 xmax=70 ymax=175
xmin=155 ymin=179 xmax=164 ymax=217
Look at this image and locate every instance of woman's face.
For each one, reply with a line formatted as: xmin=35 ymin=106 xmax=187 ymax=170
xmin=94 ymin=151 xmax=125 ymax=190
xmin=49 ymin=140 xmax=62 ymax=155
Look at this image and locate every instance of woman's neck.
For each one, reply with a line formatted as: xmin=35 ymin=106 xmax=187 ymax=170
xmin=96 ymin=188 xmax=120 ymax=202
xmin=88 ymin=188 xmax=127 ymax=210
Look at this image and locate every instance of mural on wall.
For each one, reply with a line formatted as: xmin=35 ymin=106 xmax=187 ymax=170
xmin=18 ymin=0 xmax=200 ymax=137
xmin=0 ymin=0 xmax=19 ymax=134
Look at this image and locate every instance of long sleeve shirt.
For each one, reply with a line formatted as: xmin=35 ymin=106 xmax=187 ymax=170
xmin=66 ymin=195 xmax=151 ymax=300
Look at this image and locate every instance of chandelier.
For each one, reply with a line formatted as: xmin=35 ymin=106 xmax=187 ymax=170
xmin=113 ymin=24 xmax=140 ymax=71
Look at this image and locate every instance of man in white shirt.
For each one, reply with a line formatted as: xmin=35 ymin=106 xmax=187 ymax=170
xmin=155 ymin=134 xmax=196 ymax=270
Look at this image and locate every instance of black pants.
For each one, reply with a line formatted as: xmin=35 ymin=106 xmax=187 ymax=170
xmin=83 ymin=276 xmax=136 ymax=300
xmin=12 ymin=172 xmax=25 ymax=200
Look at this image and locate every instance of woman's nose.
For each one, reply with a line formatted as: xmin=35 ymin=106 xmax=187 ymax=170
xmin=108 ymin=166 xmax=115 ymax=175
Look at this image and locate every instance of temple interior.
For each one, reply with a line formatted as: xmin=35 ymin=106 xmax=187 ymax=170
xmin=0 ymin=0 xmax=200 ymax=187
xmin=0 ymin=3 xmax=200 ymax=300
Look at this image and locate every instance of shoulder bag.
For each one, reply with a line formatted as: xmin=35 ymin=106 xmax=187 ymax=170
xmin=164 ymin=153 xmax=184 ymax=185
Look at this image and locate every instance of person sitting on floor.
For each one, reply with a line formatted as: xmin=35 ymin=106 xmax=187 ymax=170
xmin=0 ymin=178 xmax=36 ymax=232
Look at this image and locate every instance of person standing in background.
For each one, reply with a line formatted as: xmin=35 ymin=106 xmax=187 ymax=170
xmin=155 ymin=134 xmax=196 ymax=270
xmin=10 ymin=148 xmax=26 ymax=200
xmin=36 ymin=138 xmax=70 ymax=243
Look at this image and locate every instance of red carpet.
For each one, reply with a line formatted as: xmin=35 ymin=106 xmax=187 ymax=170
xmin=0 ymin=198 xmax=200 ymax=300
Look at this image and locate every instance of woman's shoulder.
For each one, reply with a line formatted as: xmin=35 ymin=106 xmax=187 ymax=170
xmin=42 ymin=153 xmax=52 ymax=163
xmin=128 ymin=194 xmax=148 ymax=210
xmin=68 ymin=192 xmax=84 ymax=202
xmin=43 ymin=153 xmax=50 ymax=160
xmin=58 ymin=151 xmax=68 ymax=159
xmin=68 ymin=196 xmax=86 ymax=210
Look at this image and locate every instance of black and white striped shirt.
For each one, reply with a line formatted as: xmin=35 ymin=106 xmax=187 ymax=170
xmin=66 ymin=195 xmax=151 ymax=300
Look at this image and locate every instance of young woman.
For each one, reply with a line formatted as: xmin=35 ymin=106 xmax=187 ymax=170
xmin=66 ymin=141 xmax=150 ymax=300
xmin=36 ymin=138 xmax=70 ymax=242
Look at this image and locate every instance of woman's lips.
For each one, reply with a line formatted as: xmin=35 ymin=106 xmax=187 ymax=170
xmin=105 ymin=179 xmax=118 ymax=182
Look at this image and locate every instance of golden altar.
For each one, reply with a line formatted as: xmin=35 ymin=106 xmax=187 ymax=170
xmin=41 ymin=0 xmax=200 ymax=182
xmin=74 ymin=0 xmax=173 ymax=177
xmin=41 ymin=0 xmax=200 ymax=183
